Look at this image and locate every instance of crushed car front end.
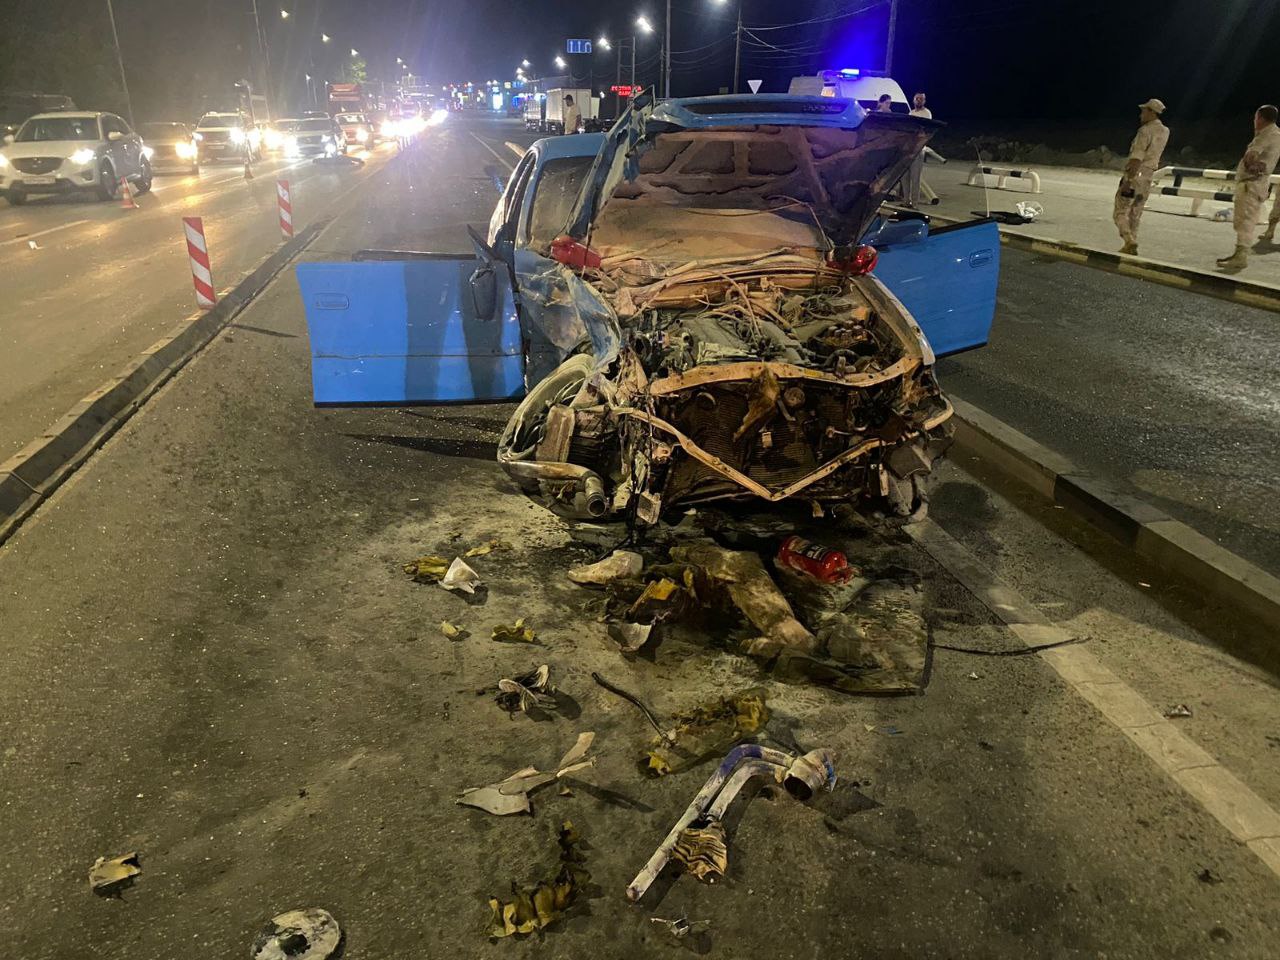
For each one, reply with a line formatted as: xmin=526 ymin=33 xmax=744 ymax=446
xmin=498 ymin=95 xmax=953 ymax=522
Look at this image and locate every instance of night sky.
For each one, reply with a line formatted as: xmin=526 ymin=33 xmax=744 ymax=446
xmin=6 ymin=0 xmax=1280 ymax=131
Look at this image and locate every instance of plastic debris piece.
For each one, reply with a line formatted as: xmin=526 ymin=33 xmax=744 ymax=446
xmin=496 ymin=664 xmax=556 ymax=714
xmin=440 ymin=557 xmax=482 ymax=594
xmin=651 ymin=917 xmax=710 ymax=940
xmin=673 ymin=821 xmax=728 ymax=883
xmin=27 ymin=239 xmax=39 ymax=250
xmin=440 ymin=621 xmax=467 ymax=640
xmin=402 ymin=555 xmax=450 ymax=583
xmin=646 ymin=689 xmax=769 ymax=776
xmin=250 ymin=908 xmax=342 ymax=960
xmin=607 ymin=621 xmax=653 ymax=654
xmin=1015 ymin=200 xmax=1044 ymax=221
xmin=492 ymin=618 xmax=536 ymax=643
xmin=458 ymin=732 xmax=595 ymax=815
xmin=1164 ymin=704 xmax=1193 ymax=719
xmin=88 ymin=852 xmax=140 ymax=894
xmin=488 ymin=821 xmax=588 ymax=938
xmin=968 ymin=671 xmax=981 ymax=680
xmin=568 ymin=550 xmax=643 ymax=585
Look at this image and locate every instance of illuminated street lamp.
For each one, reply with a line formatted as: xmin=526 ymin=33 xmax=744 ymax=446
xmin=521 ymin=59 xmax=531 ymax=67
xmin=711 ymin=0 xmax=743 ymax=93
xmin=279 ymin=8 xmax=289 ymax=19
xmin=598 ymin=36 xmax=611 ymax=51
xmin=635 ymin=15 xmax=653 ymax=33
xmin=351 ymin=48 xmax=359 ymax=56
xmin=321 ymin=33 xmax=330 ymax=43
xmin=554 ymin=55 xmax=567 ymax=70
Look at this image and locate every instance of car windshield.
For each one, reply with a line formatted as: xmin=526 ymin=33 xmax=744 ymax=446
xmin=296 ymin=119 xmax=333 ymax=132
xmin=197 ymin=115 xmax=239 ymax=129
xmin=139 ymin=123 xmax=186 ymax=139
xmin=15 ymin=116 xmax=98 ymax=142
xmin=527 ymin=157 xmax=595 ymax=248
xmin=336 ymin=114 xmax=364 ymax=124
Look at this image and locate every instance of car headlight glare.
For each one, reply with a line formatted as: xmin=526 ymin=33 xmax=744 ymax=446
xmin=355 ymin=129 xmax=368 ymax=142
xmin=229 ymin=127 xmax=246 ymax=143
xmin=142 ymin=145 xmax=155 ymax=159
xmin=175 ymin=141 xmax=196 ymax=159
xmin=263 ymin=129 xmax=282 ymax=149
xmin=70 ymin=148 xmax=96 ymax=165
xmin=0 ymin=152 xmax=8 ymax=168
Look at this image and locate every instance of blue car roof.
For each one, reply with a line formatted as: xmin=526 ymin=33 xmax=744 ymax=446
xmin=649 ymin=94 xmax=865 ymax=129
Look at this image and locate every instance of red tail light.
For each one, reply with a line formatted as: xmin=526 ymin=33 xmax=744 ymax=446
xmin=550 ymin=234 xmax=602 ymax=270
xmin=829 ymin=243 xmax=878 ymax=275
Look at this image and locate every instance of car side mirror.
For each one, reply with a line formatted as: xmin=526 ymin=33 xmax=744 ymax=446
xmin=107 ymin=131 xmax=123 ymax=142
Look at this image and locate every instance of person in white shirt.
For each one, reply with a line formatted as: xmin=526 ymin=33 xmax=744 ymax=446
xmin=1218 ymin=104 xmax=1280 ymax=269
xmin=905 ymin=93 xmax=933 ymax=206
xmin=562 ymin=95 xmax=581 ymax=136
xmin=1114 ymin=98 xmax=1170 ymax=255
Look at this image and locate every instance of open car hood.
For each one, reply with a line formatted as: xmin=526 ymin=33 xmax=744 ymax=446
xmin=566 ymin=94 xmax=939 ymax=250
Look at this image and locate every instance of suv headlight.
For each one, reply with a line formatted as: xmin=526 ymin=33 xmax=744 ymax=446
xmin=70 ymin=148 xmax=96 ymax=165
xmin=229 ymin=127 xmax=246 ymax=144
xmin=175 ymin=141 xmax=196 ymax=159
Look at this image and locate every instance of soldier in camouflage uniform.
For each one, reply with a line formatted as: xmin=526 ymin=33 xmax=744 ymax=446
xmin=1114 ymin=99 xmax=1169 ymax=256
xmin=1219 ymin=105 xmax=1280 ymax=269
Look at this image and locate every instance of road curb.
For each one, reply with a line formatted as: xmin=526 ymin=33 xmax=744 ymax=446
xmin=0 ymin=217 xmax=330 ymax=546
xmin=930 ymin=213 xmax=1280 ymax=313
xmin=948 ymin=395 xmax=1280 ymax=630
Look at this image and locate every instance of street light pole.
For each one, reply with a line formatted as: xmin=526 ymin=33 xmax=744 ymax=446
xmin=249 ymin=0 xmax=276 ymax=111
xmin=732 ymin=4 xmax=742 ymax=94
xmin=103 ymin=0 xmax=135 ymax=127
xmin=885 ymin=0 xmax=899 ymax=75
xmin=664 ymin=0 xmax=671 ymax=98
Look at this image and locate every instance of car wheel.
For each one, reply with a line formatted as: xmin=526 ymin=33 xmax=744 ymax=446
xmin=5 ymin=186 xmax=27 ymax=206
xmin=95 ymin=161 xmax=118 ymax=200
xmin=134 ymin=158 xmax=153 ymax=195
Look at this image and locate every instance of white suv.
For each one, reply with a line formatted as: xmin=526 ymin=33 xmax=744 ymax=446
xmin=0 ymin=111 xmax=152 ymax=205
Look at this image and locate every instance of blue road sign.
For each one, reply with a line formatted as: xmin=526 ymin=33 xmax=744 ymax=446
xmin=566 ymin=39 xmax=593 ymax=54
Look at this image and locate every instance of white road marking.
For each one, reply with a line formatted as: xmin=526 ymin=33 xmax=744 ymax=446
xmin=505 ymin=141 xmax=527 ymax=159
xmin=470 ymin=133 xmax=516 ymax=170
xmin=907 ymin=519 xmax=1280 ymax=879
xmin=0 ymin=220 xmax=91 ymax=247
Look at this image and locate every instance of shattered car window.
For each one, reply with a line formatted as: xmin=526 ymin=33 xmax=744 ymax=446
xmin=527 ymin=157 xmax=594 ymax=249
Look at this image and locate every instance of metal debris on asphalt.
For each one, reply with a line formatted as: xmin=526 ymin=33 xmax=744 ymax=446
xmin=488 ymin=821 xmax=589 ymax=938
xmin=457 ymin=732 xmax=596 ymax=816
xmin=568 ymin=549 xmax=644 ymax=585
xmin=492 ymin=618 xmax=537 ymax=643
xmin=650 ymin=916 xmax=711 ymax=940
xmin=645 ymin=689 xmax=769 ymax=777
xmin=88 ymin=852 xmax=141 ymax=895
xmin=440 ymin=620 xmax=468 ymax=640
xmin=1164 ymin=704 xmax=1193 ymax=718
xmin=250 ymin=908 xmax=342 ymax=960
xmin=495 ymin=664 xmax=556 ymax=715
xmin=402 ymin=554 xmax=451 ymax=583
xmin=627 ymin=743 xmax=837 ymax=902
xmin=440 ymin=557 xmax=482 ymax=593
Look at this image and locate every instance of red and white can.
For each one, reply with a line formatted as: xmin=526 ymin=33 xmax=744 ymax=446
xmin=277 ymin=179 xmax=293 ymax=240
xmin=182 ymin=216 xmax=217 ymax=310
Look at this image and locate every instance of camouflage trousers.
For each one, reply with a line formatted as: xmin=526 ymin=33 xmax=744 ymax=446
xmin=1113 ymin=186 xmax=1148 ymax=245
xmin=1234 ymin=181 xmax=1269 ymax=245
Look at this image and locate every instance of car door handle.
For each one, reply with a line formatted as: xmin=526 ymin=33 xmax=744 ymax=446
xmin=969 ymin=249 xmax=994 ymax=268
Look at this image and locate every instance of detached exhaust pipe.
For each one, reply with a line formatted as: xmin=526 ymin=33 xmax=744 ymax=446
xmin=501 ymin=460 xmax=608 ymax=520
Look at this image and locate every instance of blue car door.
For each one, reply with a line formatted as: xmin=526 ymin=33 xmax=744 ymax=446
xmin=873 ymin=219 xmax=1000 ymax=357
xmin=296 ymin=227 xmax=524 ymax=405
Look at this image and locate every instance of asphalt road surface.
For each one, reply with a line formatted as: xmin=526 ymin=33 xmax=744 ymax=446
xmin=0 ymin=140 xmax=399 ymax=460
xmin=938 ymin=246 xmax=1280 ymax=576
xmin=2 ymin=116 xmax=1279 ymax=959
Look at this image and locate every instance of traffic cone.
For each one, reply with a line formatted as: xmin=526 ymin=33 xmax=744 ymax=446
xmin=119 ymin=176 xmax=138 ymax=209
xmin=243 ymin=157 xmax=254 ymax=181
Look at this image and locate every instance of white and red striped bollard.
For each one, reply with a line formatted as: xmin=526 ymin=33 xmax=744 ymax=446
xmin=182 ymin=216 xmax=217 ymax=310
xmin=277 ymin=179 xmax=293 ymax=241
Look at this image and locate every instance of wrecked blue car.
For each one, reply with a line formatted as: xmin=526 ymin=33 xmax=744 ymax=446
xmin=297 ymin=93 xmax=998 ymax=521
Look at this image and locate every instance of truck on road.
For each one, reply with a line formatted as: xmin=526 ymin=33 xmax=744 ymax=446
xmin=540 ymin=87 xmax=599 ymax=134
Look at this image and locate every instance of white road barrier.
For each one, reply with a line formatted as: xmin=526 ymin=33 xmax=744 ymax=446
xmin=1151 ymin=165 xmax=1280 ymax=217
xmin=182 ymin=216 xmax=217 ymax=310
xmin=966 ymin=163 xmax=1042 ymax=194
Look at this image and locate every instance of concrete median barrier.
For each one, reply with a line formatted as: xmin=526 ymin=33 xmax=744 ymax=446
xmin=949 ymin=395 xmax=1280 ymax=631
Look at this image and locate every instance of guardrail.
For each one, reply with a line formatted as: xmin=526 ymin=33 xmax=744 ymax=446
xmin=1151 ymin=165 xmax=1280 ymax=217
xmin=966 ymin=163 xmax=1042 ymax=194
